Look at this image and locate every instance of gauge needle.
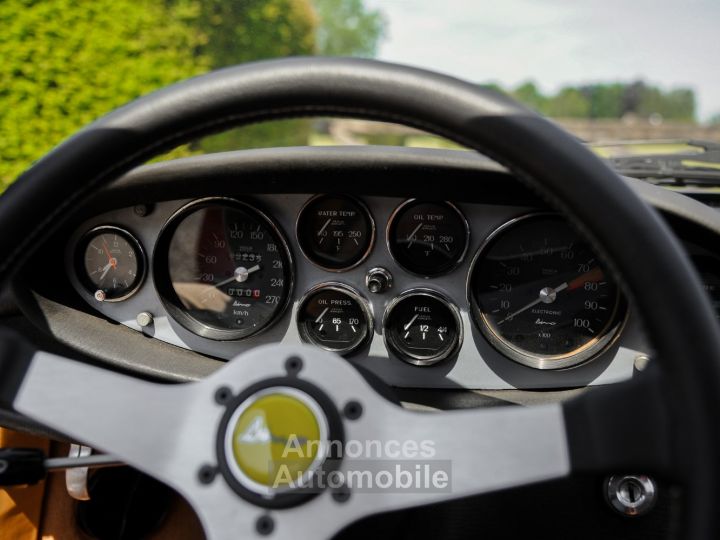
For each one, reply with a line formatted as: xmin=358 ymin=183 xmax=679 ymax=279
xmin=403 ymin=314 xmax=419 ymax=331
xmin=235 ymin=264 xmax=260 ymax=283
xmin=317 ymin=219 xmax=332 ymax=236
xmin=101 ymin=240 xmax=117 ymax=267
xmin=497 ymin=283 xmax=568 ymax=325
xmin=211 ymin=264 xmax=261 ymax=290
xmin=99 ymin=261 xmax=113 ymax=281
xmin=315 ymin=307 xmax=329 ymax=324
xmin=495 ymin=266 xmax=604 ymax=326
xmin=406 ymin=223 xmax=424 ymax=247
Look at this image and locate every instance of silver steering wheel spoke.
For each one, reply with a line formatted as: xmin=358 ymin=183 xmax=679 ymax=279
xmin=8 ymin=344 xmax=574 ymax=540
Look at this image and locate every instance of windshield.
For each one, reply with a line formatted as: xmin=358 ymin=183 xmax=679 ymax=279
xmin=2 ymin=0 xmax=719 ymax=192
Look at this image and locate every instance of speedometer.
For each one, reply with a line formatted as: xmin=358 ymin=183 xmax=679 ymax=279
xmin=469 ymin=214 xmax=626 ymax=369
xmin=154 ymin=198 xmax=293 ymax=340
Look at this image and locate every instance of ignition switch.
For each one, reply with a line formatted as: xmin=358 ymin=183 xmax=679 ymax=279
xmin=605 ymin=475 xmax=657 ymax=516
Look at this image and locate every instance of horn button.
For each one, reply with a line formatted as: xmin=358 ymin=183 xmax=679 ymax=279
xmin=213 ymin=365 xmax=344 ymax=509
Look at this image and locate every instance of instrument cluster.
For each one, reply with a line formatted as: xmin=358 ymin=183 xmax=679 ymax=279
xmin=66 ymin=193 xmax=654 ymax=388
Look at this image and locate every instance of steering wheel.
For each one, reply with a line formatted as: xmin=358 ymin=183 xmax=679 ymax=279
xmin=1 ymin=58 xmax=720 ymax=539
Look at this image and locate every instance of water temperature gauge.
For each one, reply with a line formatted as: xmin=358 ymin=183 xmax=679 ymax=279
xmin=297 ymin=283 xmax=373 ymax=356
xmin=297 ymin=194 xmax=375 ymax=271
xmin=384 ymin=289 xmax=462 ymax=366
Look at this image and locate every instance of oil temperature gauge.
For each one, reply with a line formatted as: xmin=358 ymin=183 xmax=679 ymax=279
xmin=387 ymin=200 xmax=469 ymax=277
xmin=297 ymin=283 xmax=373 ymax=356
xmin=384 ymin=289 xmax=462 ymax=366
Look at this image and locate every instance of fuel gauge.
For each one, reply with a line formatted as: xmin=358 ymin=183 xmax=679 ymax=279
xmin=384 ymin=289 xmax=462 ymax=366
xmin=297 ymin=283 xmax=373 ymax=356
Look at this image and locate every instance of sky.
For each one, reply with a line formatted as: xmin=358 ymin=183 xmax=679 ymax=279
xmin=365 ymin=0 xmax=720 ymax=122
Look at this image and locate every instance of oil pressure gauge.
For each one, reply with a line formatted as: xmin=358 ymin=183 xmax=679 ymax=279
xmin=297 ymin=283 xmax=373 ymax=356
xmin=384 ymin=289 xmax=462 ymax=366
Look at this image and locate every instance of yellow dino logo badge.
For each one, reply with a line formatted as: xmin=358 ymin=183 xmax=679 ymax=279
xmin=230 ymin=390 xmax=324 ymax=491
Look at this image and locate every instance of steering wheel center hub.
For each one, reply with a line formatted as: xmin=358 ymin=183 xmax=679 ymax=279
xmin=223 ymin=387 xmax=329 ymax=495
xmin=212 ymin=364 xmax=346 ymax=510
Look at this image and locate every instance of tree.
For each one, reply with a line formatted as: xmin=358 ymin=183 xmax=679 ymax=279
xmin=581 ymin=84 xmax=624 ymax=119
xmin=196 ymin=0 xmax=387 ymax=152
xmin=0 ymin=0 xmax=389 ymax=190
xmin=499 ymin=79 xmax=697 ymax=122
xmin=0 ymin=0 xmax=211 ymax=190
xmin=512 ymin=82 xmax=546 ymax=113
xmin=192 ymin=0 xmax=319 ymax=152
xmin=194 ymin=0 xmax=317 ymax=66
xmin=313 ymin=0 xmax=386 ymax=56
xmin=545 ymin=88 xmax=591 ymax=118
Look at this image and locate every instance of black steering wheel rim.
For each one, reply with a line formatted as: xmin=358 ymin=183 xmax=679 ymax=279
xmin=1 ymin=57 xmax=719 ymax=537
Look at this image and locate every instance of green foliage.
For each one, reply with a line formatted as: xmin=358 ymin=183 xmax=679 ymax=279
xmin=509 ymin=80 xmax=696 ymax=121
xmin=637 ymin=87 xmax=695 ymax=122
xmin=583 ymin=84 xmax=625 ymax=119
xmin=194 ymin=0 xmax=387 ymax=152
xmin=313 ymin=0 xmax=386 ymax=56
xmin=195 ymin=0 xmax=317 ymax=66
xmin=193 ymin=0 xmax=319 ymax=153
xmin=512 ymin=82 xmax=546 ymax=112
xmin=0 ymin=0 xmax=211 ymax=190
xmin=544 ymin=88 xmax=591 ymax=118
xmin=0 ymin=0 xmax=386 ymax=191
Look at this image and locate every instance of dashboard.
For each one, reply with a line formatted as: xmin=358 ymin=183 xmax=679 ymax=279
xmin=10 ymin=146 xmax=720 ymax=393
xmin=64 ymin=193 xmax=642 ymax=391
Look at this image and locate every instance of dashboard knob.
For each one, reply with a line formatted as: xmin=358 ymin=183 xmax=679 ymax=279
xmin=365 ymin=267 xmax=392 ymax=294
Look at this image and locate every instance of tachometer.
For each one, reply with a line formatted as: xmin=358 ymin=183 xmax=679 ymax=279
xmin=469 ymin=214 xmax=625 ymax=369
xmin=154 ymin=198 xmax=293 ymax=340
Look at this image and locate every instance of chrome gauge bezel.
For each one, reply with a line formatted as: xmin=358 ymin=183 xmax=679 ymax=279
xmin=383 ymin=288 xmax=463 ymax=366
xmin=466 ymin=212 xmax=628 ymax=370
xmin=74 ymin=224 xmax=147 ymax=303
xmin=295 ymin=194 xmax=376 ymax=272
xmin=153 ymin=197 xmax=295 ymax=341
xmin=386 ymin=199 xmax=470 ymax=278
xmin=296 ymin=282 xmax=374 ymax=356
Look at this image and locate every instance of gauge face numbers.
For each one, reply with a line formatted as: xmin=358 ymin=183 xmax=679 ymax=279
xmin=76 ymin=226 xmax=144 ymax=301
xmin=469 ymin=215 xmax=625 ymax=369
xmin=297 ymin=195 xmax=375 ymax=270
xmin=297 ymin=284 xmax=372 ymax=355
xmin=387 ymin=200 xmax=469 ymax=277
xmin=384 ymin=291 xmax=462 ymax=366
xmin=157 ymin=200 xmax=292 ymax=340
